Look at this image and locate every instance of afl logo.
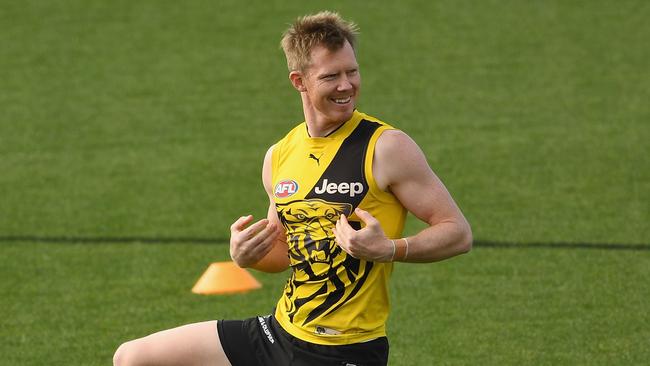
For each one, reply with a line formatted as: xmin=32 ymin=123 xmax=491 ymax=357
xmin=274 ymin=180 xmax=299 ymax=198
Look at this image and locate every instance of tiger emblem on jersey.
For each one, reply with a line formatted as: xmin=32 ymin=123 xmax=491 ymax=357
xmin=277 ymin=199 xmax=351 ymax=268
xmin=276 ymin=198 xmax=374 ymax=326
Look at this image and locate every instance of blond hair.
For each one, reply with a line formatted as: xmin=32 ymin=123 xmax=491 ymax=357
xmin=280 ymin=11 xmax=359 ymax=72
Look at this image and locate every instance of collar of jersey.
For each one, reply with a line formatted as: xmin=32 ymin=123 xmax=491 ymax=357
xmin=301 ymin=110 xmax=363 ymax=143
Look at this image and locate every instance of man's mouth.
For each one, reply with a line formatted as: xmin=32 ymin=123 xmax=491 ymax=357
xmin=331 ymin=96 xmax=352 ymax=104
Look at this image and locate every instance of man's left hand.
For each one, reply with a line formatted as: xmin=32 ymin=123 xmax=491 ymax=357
xmin=333 ymin=207 xmax=394 ymax=262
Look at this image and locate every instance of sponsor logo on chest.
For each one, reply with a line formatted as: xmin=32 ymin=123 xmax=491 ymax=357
xmin=314 ymin=178 xmax=364 ymax=197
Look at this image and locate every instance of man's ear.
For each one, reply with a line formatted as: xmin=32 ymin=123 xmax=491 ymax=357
xmin=289 ymin=71 xmax=307 ymax=92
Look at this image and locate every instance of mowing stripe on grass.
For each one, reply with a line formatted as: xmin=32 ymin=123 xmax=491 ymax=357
xmin=1 ymin=236 xmax=648 ymax=251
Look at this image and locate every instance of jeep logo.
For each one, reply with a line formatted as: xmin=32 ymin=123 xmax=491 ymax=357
xmin=314 ymin=179 xmax=364 ymax=197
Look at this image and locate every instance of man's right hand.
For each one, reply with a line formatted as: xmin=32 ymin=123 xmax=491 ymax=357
xmin=229 ymin=215 xmax=281 ymax=268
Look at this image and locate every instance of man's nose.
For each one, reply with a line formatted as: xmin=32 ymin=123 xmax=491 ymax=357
xmin=337 ymin=75 xmax=353 ymax=91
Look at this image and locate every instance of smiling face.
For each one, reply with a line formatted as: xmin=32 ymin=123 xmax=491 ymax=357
xmin=290 ymin=40 xmax=360 ymax=133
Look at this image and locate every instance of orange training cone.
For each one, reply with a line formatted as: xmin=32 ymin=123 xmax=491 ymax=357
xmin=192 ymin=261 xmax=262 ymax=295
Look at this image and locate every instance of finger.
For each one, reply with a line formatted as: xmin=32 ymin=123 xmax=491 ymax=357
xmin=242 ymin=218 xmax=270 ymax=238
xmin=257 ymin=226 xmax=281 ymax=255
xmin=234 ymin=225 xmax=276 ymax=263
xmin=250 ymin=224 xmax=283 ymax=260
xmin=247 ymin=234 xmax=273 ymax=260
xmin=230 ymin=215 xmax=254 ymax=233
xmin=332 ymin=225 xmax=343 ymax=247
xmin=335 ymin=220 xmax=357 ymax=255
xmin=238 ymin=222 xmax=274 ymax=253
xmin=333 ymin=226 xmax=352 ymax=256
xmin=338 ymin=214 xmax=351 ymax=230
xmin=256 ymin=222 xmax=279 ymax=241
xmin=354 ymin=207 xmax=378 ymax=227
xmin=249 ymin=222 xmax=281 ymax=247
xmin=232 ymin=220 xmax=270 ymax=253
xmin=337 ymin=214 xmax=359 ymax=238
xmin=334 ymin=217 xmax=347 ymax=242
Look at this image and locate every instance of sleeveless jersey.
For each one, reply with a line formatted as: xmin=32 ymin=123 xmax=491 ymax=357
xmin=271 ymin=110 xmax=407 ymax=345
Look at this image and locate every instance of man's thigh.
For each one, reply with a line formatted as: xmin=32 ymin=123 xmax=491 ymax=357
xmin=114 ymin=320 xmax=231 ymax=366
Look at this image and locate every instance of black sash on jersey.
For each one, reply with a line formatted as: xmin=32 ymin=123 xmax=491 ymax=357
xmin=306 ymin=119 xmax=382 ymax=212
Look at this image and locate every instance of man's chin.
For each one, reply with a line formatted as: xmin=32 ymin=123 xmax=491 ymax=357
xmin=333 ymin=105 xmax=355 ymax=122
xmin=318 ymin=104 xmax=355 ymax=125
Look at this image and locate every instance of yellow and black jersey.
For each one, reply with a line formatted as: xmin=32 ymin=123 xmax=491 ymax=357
xmin=271 ymin=110 xmax=407 ymax=345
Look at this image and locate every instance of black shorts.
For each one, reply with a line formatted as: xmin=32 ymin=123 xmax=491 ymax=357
xmin=217 ymin=314 xmax=389 ymax=366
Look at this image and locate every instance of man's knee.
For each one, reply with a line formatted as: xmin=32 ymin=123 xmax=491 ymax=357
xmin=113 ymin=340 xmax=144 ymax=366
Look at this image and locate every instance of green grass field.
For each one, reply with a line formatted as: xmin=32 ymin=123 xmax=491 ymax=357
xmin=1 ymin=0 xmax=648 ymax=365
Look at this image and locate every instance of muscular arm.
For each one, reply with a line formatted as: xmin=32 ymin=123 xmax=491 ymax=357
xmin=229 ymin=146 xmax=290 ymax=272
xmin=374 ymin=130 xmax=472 ymax=262
xmin=334 ymin=129 xmax=472 ymax=263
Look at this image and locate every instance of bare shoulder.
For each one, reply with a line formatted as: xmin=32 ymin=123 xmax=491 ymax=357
xmin=376 ymin=128 xmax=412 ymax=148
xmin=262 ymin=144 xmax=276 ymax=195
xmin=374 ymin=128 xmax=467 ymax=230
xmin=373 ymin=129 xmax=432 ymax=190
xmin=375 ymin=129 xmax=427 ymax=164
xmin=263 ymin=144 xmax=275 ymax=164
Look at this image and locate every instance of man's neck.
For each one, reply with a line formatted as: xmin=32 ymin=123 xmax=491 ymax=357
xmin=301 ymin=94 xmax=350 ymax=137
xmin=305 ymin=119 xmax=347 ymax=137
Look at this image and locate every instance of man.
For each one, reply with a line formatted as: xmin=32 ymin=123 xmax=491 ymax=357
xmin=113 ymin=11 xmax=471 ymax=366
